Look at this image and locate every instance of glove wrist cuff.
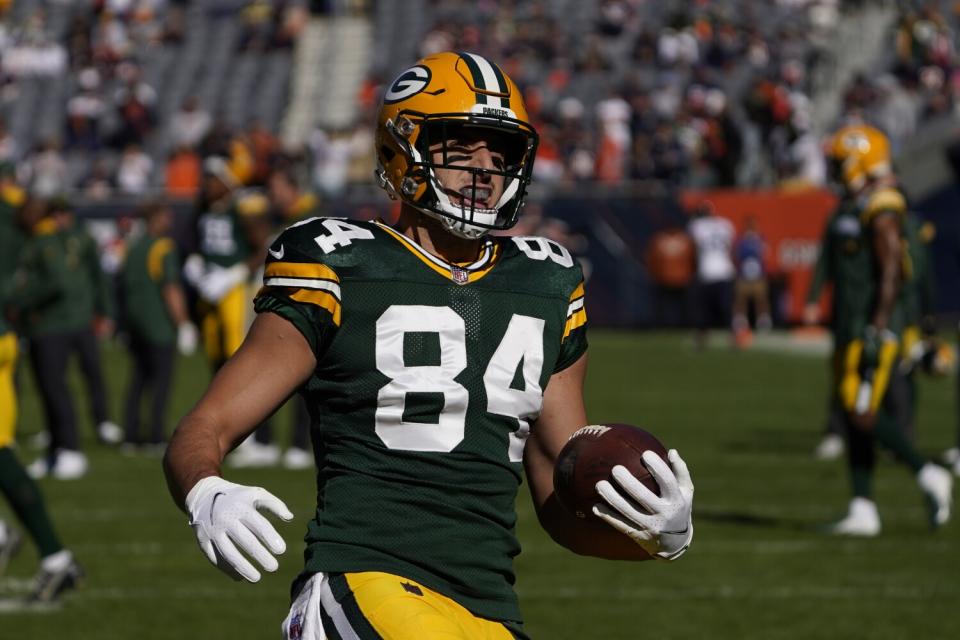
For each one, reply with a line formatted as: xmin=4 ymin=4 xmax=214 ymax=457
xmin=654 ymin=520 xmax=693 ymax=562
xmin=185 ymin=475 xmax=229 ymax=516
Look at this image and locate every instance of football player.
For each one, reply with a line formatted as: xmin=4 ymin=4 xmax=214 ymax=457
xmin=184 ymin=157 xmax=278 ymax=466
xmin=814 ymin=123 xmax=952 ymax=535
xmin=164 ymin=52 xmax=694 ymax=639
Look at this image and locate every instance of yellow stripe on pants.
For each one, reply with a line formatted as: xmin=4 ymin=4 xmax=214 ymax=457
xmin=0 ymin=332 xmax=18 ymax=448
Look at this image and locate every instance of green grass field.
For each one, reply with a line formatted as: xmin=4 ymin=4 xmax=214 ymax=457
xmin=1 ymin=331 xmax=957 ymax=639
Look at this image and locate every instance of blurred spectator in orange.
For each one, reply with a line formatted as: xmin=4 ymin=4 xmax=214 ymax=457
xmin=645 ymin=225 xmax=696 ymax=328
xmin=165 ymin=146 xmax=201 ymax=199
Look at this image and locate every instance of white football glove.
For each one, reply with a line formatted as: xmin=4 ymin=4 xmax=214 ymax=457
xmin=185 ymin=476 xmax=294 ymax=583
xmin=198 ymin=263 xmax=249 ymax=303
xmin=176 ymin=322 xmax=199 ymax=356
xmin=593 ymin=449 xmax=694 ymax=561
xmin=182 ymin=253 xmax=206 ymax=287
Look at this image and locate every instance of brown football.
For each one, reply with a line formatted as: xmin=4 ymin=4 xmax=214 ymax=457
xmin=553 ymin=423 xmax=669 ymax=520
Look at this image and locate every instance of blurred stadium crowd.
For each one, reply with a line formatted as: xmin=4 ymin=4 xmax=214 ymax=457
xmin=0 ymin=0 xmax=959 ymax=199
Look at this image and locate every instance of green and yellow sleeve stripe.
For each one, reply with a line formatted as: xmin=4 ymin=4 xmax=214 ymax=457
xmin=147 ymin=238 xmax=175 ymax=282
xmin=261 ymin=261 xmax=342 ymax=326
xmin=562 ymin=281 xmax=587 ymax=341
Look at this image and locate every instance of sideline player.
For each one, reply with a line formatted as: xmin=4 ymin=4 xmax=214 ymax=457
xmin=119 ymin=201 xmax=198 ymax=450
xmin=0 ymin=190 xmax=82 ymax=602
xmin=185 ymin=158 xmax=277 ymax=466
xmin=815 ymin=123 xmax=952 ymax=535
xmin=164 ymin=52 xmax=694 ymax=638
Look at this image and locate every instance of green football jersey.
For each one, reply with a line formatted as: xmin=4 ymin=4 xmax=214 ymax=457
xmin=808 ymin=188 xmax=908 ymax=344
xmin=900 ymin=215 xmax=935 ymax=325
xmin=253 ymin=217 xmax=588 ymax=624
xmin=0 ymin=189 xmax=24 ymax=336
xmin=121 ymin=233 xmax=181 ymax=344
xmin=197 ymin=190 xmax=269 ymax=268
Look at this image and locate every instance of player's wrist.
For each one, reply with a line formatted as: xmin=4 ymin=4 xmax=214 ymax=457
xmin=653 ymin=521 xmax=693 ymax=562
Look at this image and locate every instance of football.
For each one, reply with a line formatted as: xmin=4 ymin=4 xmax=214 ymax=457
xmin=553 ymin=423 xmax=669 ymax=520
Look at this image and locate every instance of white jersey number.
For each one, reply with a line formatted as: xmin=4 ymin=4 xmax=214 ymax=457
xmin=512 ymin=236 xmax=574 ymax=268
xmin=374 ymin=305 xmax=545 ymax=456
xmin=314 ymin=219 xmax=375 ymax=254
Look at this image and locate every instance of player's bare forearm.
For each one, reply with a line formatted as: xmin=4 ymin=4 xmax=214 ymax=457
xmin=163 ymin=312 xmax=316 ymax=509
xmin=164 ymin=413 xmax=226 ymax=510
xmin=870 ymin=212 xmax=901 ymax=331
xmin=162 ymin=282 xmax=189 ymax=326
xmin=524 ymin=354 xmax=651 ymax=560
xmin=536 ymin=492 xmax=653 ymax=560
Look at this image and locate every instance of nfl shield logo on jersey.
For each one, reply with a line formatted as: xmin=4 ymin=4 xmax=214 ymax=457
xmin=288 ymin=612 xmax=303 ymax=640
xmin=451 ymin=266 xmax=469 ymax=284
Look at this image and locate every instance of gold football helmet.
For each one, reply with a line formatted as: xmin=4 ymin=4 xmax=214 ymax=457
xmin=376 ymin=51 xmax=539 ymax=239
xmin=825 ymin=124 xmax=892 ymax=192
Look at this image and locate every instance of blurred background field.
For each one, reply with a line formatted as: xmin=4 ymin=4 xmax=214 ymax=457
xmin=1 ymin=331 xmax=955 ymax=640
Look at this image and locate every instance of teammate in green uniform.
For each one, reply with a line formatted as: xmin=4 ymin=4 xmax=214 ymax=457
xmin=119 ymin=201 xmax=198 ymax=449
xmin=49 ymin=197 xmax=123 ymax=446
xmin=234 ymin=164 xmax=323 ymax=470
xmin=164 ymin=52 xmax=694 ymax=639
xmin=185 ymin=158 xmax=276 ymax=465
xmin=811 ymin=123 xmax=952 ymax=536
xmin=0 ymin=191 xmax=83 ymax=602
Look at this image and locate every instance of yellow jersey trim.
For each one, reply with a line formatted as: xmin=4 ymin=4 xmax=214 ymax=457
xmin=147 ymin=237 xmax=174 ymax=282
xmin=33 ymin=219 xmax=58 ymax=236
xmin=563 ymin=309 xmax=587 ymax=341
xmin=290 ymin=289 xmax=342 ymax=326
xmin=375 ymin=223 xmax=501 ymax=284
xmin=1 ymin=184 xmax=25 ymax=207
xmin=861 ymin=187 xmax=906 ymax=224
xmin=569 ymin=282 xmax=585 ymax=301
xmin=265 ymin=261 xmax=340 ymax=283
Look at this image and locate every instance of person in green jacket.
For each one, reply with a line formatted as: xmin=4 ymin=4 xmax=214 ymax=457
xmin=119 ymin=201 xmax=197 ymax=449
xmin=0 ymin=192 xmax=84 ymax=602
xmin=47 ymin=197 xmax=123 ymax=447
xmin=11 ymin=197 xmax=108 ymax=480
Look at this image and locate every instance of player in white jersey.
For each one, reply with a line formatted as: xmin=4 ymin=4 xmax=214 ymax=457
xmin=687 ymin=203 xmax=736 ymax=348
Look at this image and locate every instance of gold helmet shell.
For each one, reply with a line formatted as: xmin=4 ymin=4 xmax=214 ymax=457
xmin=375 ymin=51 xmax=539 ymax=239
xmin=826 ymin=124 xmax=892 ymax=192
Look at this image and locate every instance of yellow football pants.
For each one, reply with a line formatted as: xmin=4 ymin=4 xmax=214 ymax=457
xmin=0 ymin=332 xmax=18 ymax=448
xmin=199 ymin=283 xmax=250 ymax=369
xmin=284 ymin=572 xmax=520 ymax=640
xmin=836 ymin=338 xmax=899 ymax=415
